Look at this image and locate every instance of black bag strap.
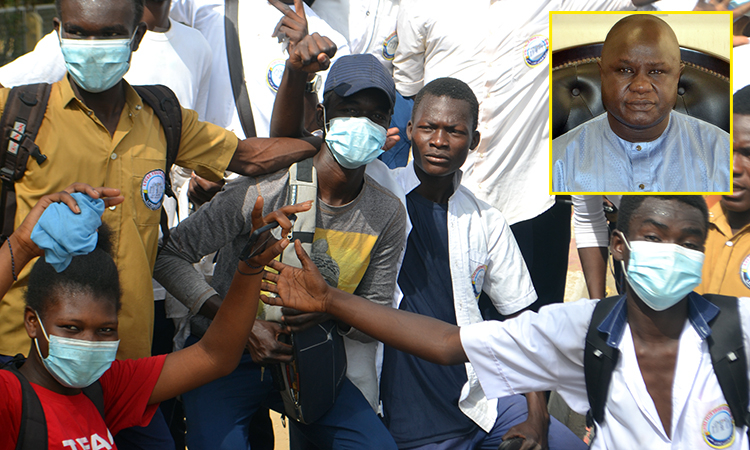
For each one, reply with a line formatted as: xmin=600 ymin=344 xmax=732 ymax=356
xmin=133 ymin=84 xmax=182 ymax=246
xmin=584 ymin=295 xmax=622 ymax=426
xmin=0 ymin=83 xmax=51 ymax=242
xmin=3 ymin=355 xmax=105 ymax=450
xmin=225 ymin=0 xmax=257 ymax=138
xmin=703 ymin=294 xmax=750 ymax=432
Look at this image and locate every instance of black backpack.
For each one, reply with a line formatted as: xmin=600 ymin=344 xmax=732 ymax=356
xmin=0 ymin=82 xmax=182 ymax=245
xmin=584 ymin=294 xmax=750 ymax=442
xmin=2 ymin=356 xmax=105 ymax=450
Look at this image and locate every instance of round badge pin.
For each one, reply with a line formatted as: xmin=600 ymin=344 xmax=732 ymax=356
xmin=141 ymin=169 xmax=166 ymax=211
xmin=267 ymin=59 xmax=287 ymax=93
xmin=382 ymin=31 xmax=399 ymax=61
xmin=740 ymin=255 xmax=750 ymax=289
xmin=471 ymin=264 xmax=487 ymax=300
xmin=523 ymin=35 xmax=549 ymax=68
xmin=702 ymin=404 xmax=735 ymax=448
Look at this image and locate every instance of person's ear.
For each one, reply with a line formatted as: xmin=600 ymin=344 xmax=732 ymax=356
xmin=53 ymin=18 xmax=61 ymax=35
xmin=470 ymin=130 xmax=481 ymax=151
xmin=406 ymin=120 xmax=413 ymax=141
xmin=24 ymin=306 xmax=40 ymax=339
xmin=131 ymin=22 xmax=147 ymax=52
xmin=610 ymin=230 xmax=627 ymax=264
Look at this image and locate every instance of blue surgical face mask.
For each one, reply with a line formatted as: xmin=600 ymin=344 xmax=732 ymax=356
xmin=34 ymin=310 xmax=119 ymax=388
xmin=324 ymin=109 xmax=387 ymax=170
xmin=617 ymin=232 xmax=705 ymax=311
xmin=59 ymin=32 xmax=135 ymax=93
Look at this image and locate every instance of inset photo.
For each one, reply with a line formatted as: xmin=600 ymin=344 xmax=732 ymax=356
xmin=549 ymin=12 xmax=731 ymax=194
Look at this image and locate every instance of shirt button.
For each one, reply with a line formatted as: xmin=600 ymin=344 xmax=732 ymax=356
xmin=135 ymin=104 xmax=142 ymax=110
xmin=636 ymin=145 xmax=642 ymax=151
xmin=110 ymin=153 xmax=117 ymax=160
xmin=109 ymin=205 xmax=116 ymax=211
xmin=86 ymin=111 xmax=92 ymax=116
xmin=128 ymin=113 xmax=133 ymax=117
xmin=639 ymin=184 xmax=645 ymax=190
xmin=726 ymin=241 xmax=734 ymax=247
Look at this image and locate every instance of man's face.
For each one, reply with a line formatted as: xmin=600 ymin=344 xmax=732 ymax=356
xmin=54 ymin=0 xmax=143 ymax=46
xmin=599 ymin=25 xmax=682 ymax=139
xmin=612 ymin=198 xmax=707 ymax=266
xmin=407 ymin=95 xmax=480 ymax=179
xmin=723 ymin=114 xmax=750 ymax=212
xmin=319 ymin=88 xmax=392 ymax=130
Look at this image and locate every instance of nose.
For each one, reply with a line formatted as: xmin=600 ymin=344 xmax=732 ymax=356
xmin=629 ymin=71 xmax=653 ymax=94
xmin=431 ymin=129 xmax=448 ymax=148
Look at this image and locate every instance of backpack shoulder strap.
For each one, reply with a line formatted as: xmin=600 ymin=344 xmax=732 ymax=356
xmin=584 ymin=296 xmax=622 ymax=425
xmin=703 ymin=294 xmax=750 ymax=431
xmin=0 ymin=83 xmax=51 ymax=240
xmin=224 ymin=0 xmax=256 ymax=138
xmin=132 ymin=84 xmax=182 ymax=246
xmin=281 ymin=158 xmax=317 ymax=268
xmin=2 ymin=356 xmax=48 ymax=450
xmin=81 ymin=381 xmax=105 ymax=421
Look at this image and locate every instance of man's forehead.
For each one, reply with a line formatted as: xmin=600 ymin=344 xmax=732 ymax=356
xmin=631 ymin=198 xmax=706 ymax=232
xmin=602 ymin=17 xmax=680 ymax=63
xmin=734 ymin=114 xmax=750 ymax=148
xmin=60 ymin=0 xmax=136 ymax=25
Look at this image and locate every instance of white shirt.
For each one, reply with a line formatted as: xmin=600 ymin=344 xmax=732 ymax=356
xmin=0 ymin=20 xmax=213 ymax=119
xmin=571 ymin=195 xmax=621 ymax=248
xmin=169 ymin=0 xmax=350 ymax=138
xmin=310 ymin=0 xmax=399 ymax=73
xmin=638 ymin=0 xmax=699 ymax=10
xmin=460 ymin=296 xmax=750 ymax=449
xmin=393 ymin=0 xmax=636 ymax=225
xmin=735 ymin=44 xmax=750 ymax=94
xmin=391 ymin=162 xmax=537 ymax=431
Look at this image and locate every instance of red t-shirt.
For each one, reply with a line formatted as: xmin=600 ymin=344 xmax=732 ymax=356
xmin=0 ymin=354 xmax=166 ymax=450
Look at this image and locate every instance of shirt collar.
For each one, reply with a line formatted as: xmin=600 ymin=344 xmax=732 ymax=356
xmin=59 ymin=75 xmax=144 ymax=120
xmin=400 ymin=161 xmax=464 ymax=199
xmin=603 ymin=110 xmax=673 ymax=151
xmin=597 ymin=292 xmax=720 ymax=348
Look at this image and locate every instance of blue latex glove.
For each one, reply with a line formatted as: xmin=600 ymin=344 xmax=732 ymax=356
xmin=30 ymin=192 xmax=105 ymax=272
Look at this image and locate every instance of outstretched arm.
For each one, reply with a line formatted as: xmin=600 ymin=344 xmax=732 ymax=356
xmin=227 ymin=136 xmax=320 ymax=176
xmin=149 ymin=198 xmax=312 ymax=404
xmin=262 ymin=241 xmax=468 ymax=366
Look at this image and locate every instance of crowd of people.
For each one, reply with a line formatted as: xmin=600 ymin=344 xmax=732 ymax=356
xmin=0 ymin=0 xmax=746 ymax=449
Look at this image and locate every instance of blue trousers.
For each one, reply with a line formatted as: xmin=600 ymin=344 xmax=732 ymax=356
xmin=402 ymin=394 xmax=586 ymax=450
xmin=182 ymin=336 xmax=396 ymax=450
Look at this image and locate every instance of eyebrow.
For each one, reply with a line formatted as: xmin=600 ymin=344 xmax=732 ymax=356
xmin=641 ymin=218 xmax=669 ymax=230
xmin=63 ymin=23 xmax=130 ymax=35
xmin=616 ymin=59 xmax=670 ymax=67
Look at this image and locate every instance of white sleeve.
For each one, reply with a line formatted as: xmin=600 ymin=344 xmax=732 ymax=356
xmin=0 ymin=32 xmax=66 ymax=87
xmin=561 ymin=0 xmax=636 ymax=10
xmin=573 ymin=195 xmax=610 ymax=248
xmin=193 ymin=41 xmax=213 ymax=122
xmin=392 ymin=0 xmax=426 ymax=97
xmin=482 ymin=206 xmax=537 ymax=315
xmin=460 ymin=299 xmax=596 ymax=415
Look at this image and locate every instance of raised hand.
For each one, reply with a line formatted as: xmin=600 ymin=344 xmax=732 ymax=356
xmin=243 ymin=197 xmax=313 ymax=269
xmin=261 ymin=239 xmax=332 ymax=314
xmin=269 ymin=0 xmax=337 ymax=73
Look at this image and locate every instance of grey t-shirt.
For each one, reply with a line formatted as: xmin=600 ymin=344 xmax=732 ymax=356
xmin=154 ymin=166 xmax=406 ymax=408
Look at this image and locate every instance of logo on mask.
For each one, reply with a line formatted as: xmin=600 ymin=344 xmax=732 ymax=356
xmin=141 ymin=169 xmax=166 ymax=211
xmin=702 ymin=404 xmax=734 ymax=448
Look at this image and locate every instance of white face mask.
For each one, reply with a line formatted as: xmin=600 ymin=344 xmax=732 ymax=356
xmin=34 ymin=310 xmax=119 ymax=388
xmin=618 ymin=232 xmax=705 ymax=311
xmin=59 ymin=32 xmax=135 ymax=93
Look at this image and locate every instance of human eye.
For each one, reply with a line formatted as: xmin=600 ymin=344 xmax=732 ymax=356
xmin=643 ymin=234 xmax=662 ymax=242
xmin=617 ymin=67 xmax=633 ymax=74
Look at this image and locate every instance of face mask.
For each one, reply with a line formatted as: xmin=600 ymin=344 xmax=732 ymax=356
xmin=34 ymin=311 xmax=119 ymax=388
xmin=618 ymin=232 xmax=704 ymax=311
xmin=324 ymin=112 xmax=387 ymax=170
xmin=59 ymin=33 xmax=135 ymax=93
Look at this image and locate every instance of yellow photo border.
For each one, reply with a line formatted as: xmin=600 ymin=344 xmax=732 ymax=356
xmin=548 ymin=10 xmax=733 ymax=196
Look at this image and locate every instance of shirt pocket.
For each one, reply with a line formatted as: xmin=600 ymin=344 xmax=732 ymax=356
xmin=131 ymin=158 xmax=167 ymax=227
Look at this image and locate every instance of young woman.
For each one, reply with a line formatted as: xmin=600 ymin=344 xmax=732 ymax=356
xmin=0 ymin=183 xmax=310 ymax=449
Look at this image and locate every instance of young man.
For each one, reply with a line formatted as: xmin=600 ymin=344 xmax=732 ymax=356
xmin=696 ymin=85 xmax=750 ymax=296
xmin=553 ymin=14 xmax=730 ymax=192
xmin=271 ymin=43 xmax=584 ymax=446
xmin=263 ymin=194 xmax=748 ymax=449
xmin=153 ymin=53 xmax=406 ymax=450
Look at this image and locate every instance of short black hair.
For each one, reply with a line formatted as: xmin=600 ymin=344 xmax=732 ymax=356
xmin=25 ymin=224 xmax=121 ymax=316
xmin=412 ymin=78 xmax=479 ymax=131
xmin=56 ymin=0 xmax=145 ymax=29
xmin=735 ymin=85 xmax=750 ymax=116
xmin=616 ymin=195 xmax=709 ymax=237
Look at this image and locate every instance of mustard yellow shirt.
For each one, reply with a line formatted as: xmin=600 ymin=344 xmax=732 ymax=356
xmin=0 ymin=77 xmax=237 ymax=359
xmin=695 ymin=201 xmax=750 ymax=298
